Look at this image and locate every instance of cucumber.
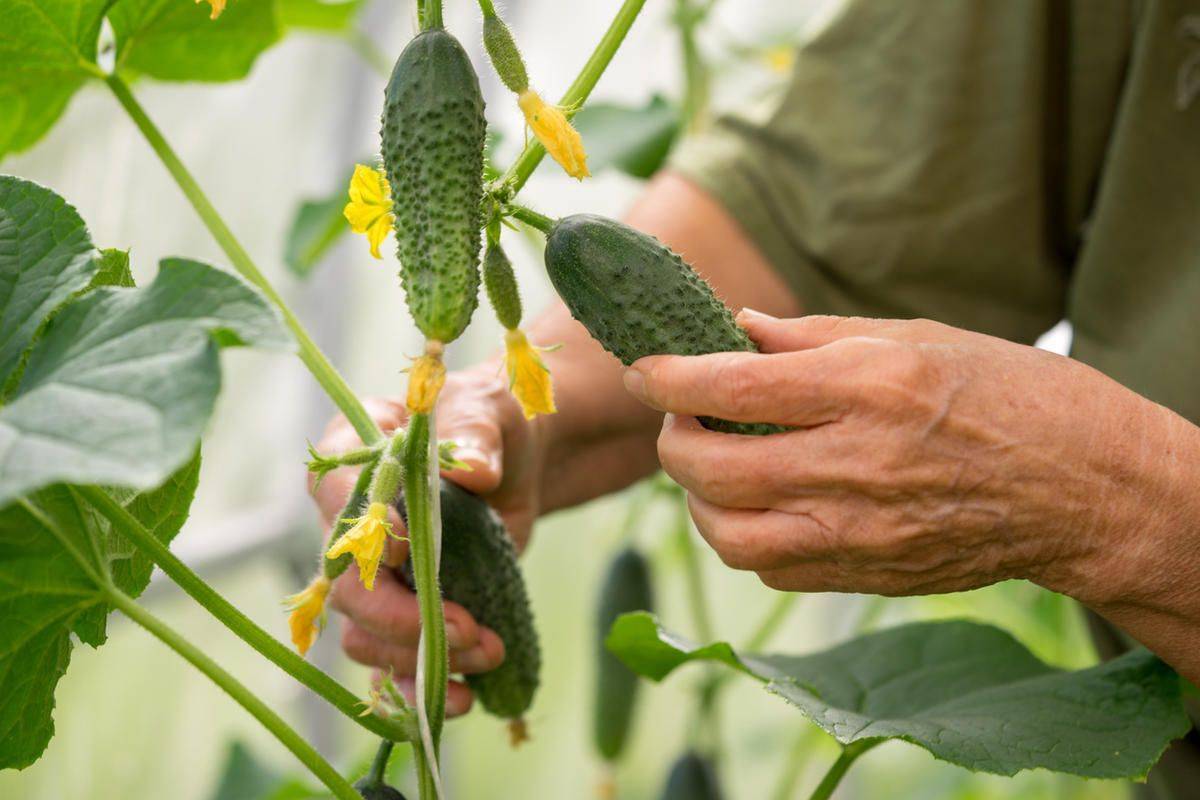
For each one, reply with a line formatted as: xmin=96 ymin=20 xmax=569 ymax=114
xmin=659 ymin=751 xmax=724 ymax=800
xmin=543 ymin=214 xmax=785 ymax=435
xmin=593 ymin=547 xmax=653 ymax=761
xmin=353 ymin=778 xmax=408 ymax=800
xmin=397 ymin=479 xmax=540 ymax=728
xmin=381 ymin=29 xmax=487 ymax=343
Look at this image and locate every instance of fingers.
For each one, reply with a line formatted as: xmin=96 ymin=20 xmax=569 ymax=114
xmin=344 ymin=622 xmax=505 ymax=675
xmin=625 ymin=349 xmax=847 ymax=426
xmin=687 ymin=492 xmax=844 ymax=571
xmin=436 ymin=400 xmax=504 ymax=496
xmin=379 ymin=673 xmax=475 ymax=718
xmin=329 ymin=567 xmax=482 ymax=650
xmin=737 ymin=309 xmax=962 ymax=351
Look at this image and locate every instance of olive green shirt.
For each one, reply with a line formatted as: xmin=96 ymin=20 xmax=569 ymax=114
xmin=672 ymin=1 xmax=1200 ymax=796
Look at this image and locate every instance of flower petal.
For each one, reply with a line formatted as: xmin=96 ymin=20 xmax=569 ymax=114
xmin=504 ymin=329 xmax=556 ymax=419
xmin=518 ymin=90 xmax=589 ymax=179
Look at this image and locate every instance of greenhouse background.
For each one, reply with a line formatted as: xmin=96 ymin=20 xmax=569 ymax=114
xmin=0 ymin=0 xmax=1107 ymax=798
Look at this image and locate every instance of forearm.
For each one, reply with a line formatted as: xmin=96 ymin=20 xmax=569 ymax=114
xmin=1065 ymin=394 xmax=1200 ymax=684
xmin=529 ymin=171 xmax=802 ymax=512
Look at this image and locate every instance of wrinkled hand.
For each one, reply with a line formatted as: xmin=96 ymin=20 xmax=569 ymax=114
xmin=624 ymin=311 xmax=1152 ymax=602
xmin=310 ymin=366 xmax=542 ymax=715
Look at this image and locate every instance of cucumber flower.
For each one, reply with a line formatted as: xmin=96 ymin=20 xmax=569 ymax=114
xmin=503 ymin=329 xmax=556 ymax=419
xmin=325 ymin=502 xmax=395 ymax=591
xmin=405 ymin=349 xmax=447 ymax=415
xmin=518 ymin=90 xmax=589 ymax=179
xmin=283 ymin=575 xmax=331 ymax=656
xmin=197 ymin=0 xmax=226 ymax=19
xmin=343 ymin=164 xmax=394 ymax=260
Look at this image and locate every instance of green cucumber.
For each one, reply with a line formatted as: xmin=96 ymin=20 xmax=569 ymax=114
xmin=381 ymin=29 xmax=487 ymax=343
xmin=593 ymin=546 xmax=653 ymax=761
xmin=543 ymin=214 xmax=785 ymax=435
xmin=659 ymin=751 xmax=724 ymax=800
xmin=397 ymin=480 xmax=540 ymax=727
xmin=353 ymin=778 xmax=408 ymax=800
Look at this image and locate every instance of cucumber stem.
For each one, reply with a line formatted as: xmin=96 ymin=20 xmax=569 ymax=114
xmin=106 ymin=586 xmax=361 ymax=800
xmin=404 ymin=411 xmax=449 ymax=799
xmin=506 ymin=203 xmax=555 ymax=233
xmin=499 ymin=0 xmax=649 ymax=194
xmin=365 ymin=739 xmax=395 ymax=787
xmin=103 ymin=73 xmax=384 ymax=448
xmin=805 ymin=741 xmax=879 ymax=800
xmin=75 ymin=485 xmax=411 ymax=743
xmin=422 ymin=0 xmax=443 ymax=29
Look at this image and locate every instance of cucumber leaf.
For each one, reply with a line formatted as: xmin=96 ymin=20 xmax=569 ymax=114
xmin=284 ymin=183 xmax=349 ymax=278
xmin=572 ymin=96 xmax=680 ymax=179
xmin=0 ymin=176 xmax=103 ymax=392
xmin=278 ymin=0 xmax=363 ymax=32
xmin=0 ymin=462 xmax=200 ymax=769
xmin=0 ymin=256 xmax=290 ymax=506
xmin=0 ymin=0 xmax=110 ymax=157
xmin=89 ymin=248 xmax=135 ymax=289
xmin=108 ymin=0 xmax=282 ymax=83
xmin=608 ymin=612 xmax=1189 ymax=780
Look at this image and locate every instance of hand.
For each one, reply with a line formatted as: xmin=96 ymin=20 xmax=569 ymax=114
xmin=310 ymin=365 xmax=543 ymax=715
xmin=622 ymin=311 xmax=1178 ymax=605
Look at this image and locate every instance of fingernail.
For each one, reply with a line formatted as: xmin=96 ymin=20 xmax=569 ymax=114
xmin=456 ymin=646 xmax=493 ymax=674
xmin=738 ymin=307 xmax=777 ymax=321
xmin=452 ymin=447 xmax=488 ymax=468
xmin=445 ymin=621 xmax=469 ymax=649
xmin=623 ymin=368 xmax=646 ymax=398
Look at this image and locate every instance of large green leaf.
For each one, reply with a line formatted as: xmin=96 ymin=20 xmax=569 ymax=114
xmin=609 ymin=613 xmax=1189 ymax=780
xmin=0 ymin=462 xmax=199 ymax=769
xmin=0 ymin=256 xmax=289 ymax=506
xmin=278 ymin=0 xmax=362 ymax=32
xmin=0 ymin=0 xmax=111 ymax=157
xmin=0 ymin=177 xmax=102 ymax=392
xmin=572 ymin=96 xmax=680 ymax=179
xmin=108 ymin=0 xmax=282 ymax=82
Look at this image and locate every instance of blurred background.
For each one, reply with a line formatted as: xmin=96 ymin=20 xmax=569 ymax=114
xmin=0 ymin=0 xmax=1106 ymax=798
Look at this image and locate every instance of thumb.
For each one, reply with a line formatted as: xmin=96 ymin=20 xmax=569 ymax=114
xmin=738 ymin=309 xmax=891 ymax=353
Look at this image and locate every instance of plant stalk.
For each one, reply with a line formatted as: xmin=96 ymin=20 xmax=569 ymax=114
xmin=404 ymin=411 xmax=448 ymax=798
xmin=77 ymin=486 xmax=410 ymax=743
xmin=506 ymin=204 xmax=555 ymax=234
xmin=499 ymin=0 xmax=649 ymax=194
xmin=422 ymin=0 xmax=443 ymax=29
xmin=103 ymin=73 xmax=383 ymax=447
xmin=805 ymin=741 xmax=878 ymax=800
xmin=106 ymin=587 xmax=360 ymax=800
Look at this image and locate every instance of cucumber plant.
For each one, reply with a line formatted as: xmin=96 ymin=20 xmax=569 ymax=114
xmin=0 ymin=1 xmax=1191 ymax=800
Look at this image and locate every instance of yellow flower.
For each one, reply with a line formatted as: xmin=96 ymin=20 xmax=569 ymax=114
xmin=283 ymin=575 xmax=331 ymax=656
xmin=197 ymin=0 xmax=226 ymax=20
xmin=325 ymin=502 xmax=394 ymax=591
xmin=406 ymin=353 xmax=446 ymax=414
xmin=517 ymin=89 xmax=589 ymax=179
xmin=762 ymin=45 xmax=796 ymax=74
xmin=503 ymin=329 xmax=556 ymax=420
xmin=343 ymin=164 xmax=394 ymax=260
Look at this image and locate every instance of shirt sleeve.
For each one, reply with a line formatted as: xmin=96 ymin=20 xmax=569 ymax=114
xmin=668 ymin=0 xmax=1109 ymax=344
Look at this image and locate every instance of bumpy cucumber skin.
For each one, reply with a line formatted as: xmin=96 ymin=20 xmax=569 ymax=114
xmin=353 ymin=778 xmax=408 ymax=800
xmin=659 ymin=751 xmax=724 ymax=800
xmin=544 ymin=214 xmax=785 ymax=435
xmin=593 ymin=547 xmax=653 ymax=761
xmin=397 ymin=480 xmax=540 ymax=721
xmin=381 ymin=30 xmax=486 ymax=343
xmin=483 ymin=242 xmax=522 ymax=330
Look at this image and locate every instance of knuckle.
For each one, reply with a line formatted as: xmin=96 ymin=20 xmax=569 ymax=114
xmin=711 ymin=356 xmax=761 ymax=416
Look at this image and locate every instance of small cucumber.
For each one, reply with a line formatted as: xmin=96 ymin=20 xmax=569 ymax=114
xmin=397 ymin=480 xmax=540 ymax=726
xmin=593 ymin=546 xmax=654 ymax=762
xmin=381 ymin=29 xmax=487 ymax=343
xmin=659 ymin=751 xmax=724 ymax=800
xmin=543 ymin=214 xmax=785 ymax=435
xmin=353 ymin=778 xmax=408 ymax=800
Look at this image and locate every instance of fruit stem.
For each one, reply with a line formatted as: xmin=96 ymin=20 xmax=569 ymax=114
xmin=103 ymin=73 xmax=384 ymax=448
xmin=366 ymin=739 xmax=395 ymax=787
xmin=506 ymin=203 xmax=555 ymax=233
xmin=422 ymin=0 xmax=443 ymax=29
xmin=499 ymin=0 xmax=649 ymax=194
xmin=106 ymin=586 xmax=361 ymax=800
xmin=76 ymin=485 xmax=411 ymax=743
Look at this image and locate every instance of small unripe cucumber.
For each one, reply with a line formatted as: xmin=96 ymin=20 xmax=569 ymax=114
xmin=381 ymin=30 xmax=486 ymax=343
xmin=397 ymin=480 xmax=540 ymax=723
xmin=483 ymin=241 xmax=523 ymax=330
xmin=593 ymin=547 xmax=653 ymax=761
xmin=482 ymin=14 xmax=529 ymax=94
xmin=544 ymin=214 xmax=785 ymax=435
xmin=354 ymin=778 xmax=408 ymax=800
xmin=659 ymin=751 xmax=724 ymax=800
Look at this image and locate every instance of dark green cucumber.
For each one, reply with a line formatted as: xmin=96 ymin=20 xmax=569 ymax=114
xmin=381 ymin=30 xmax=486 ymax=343
xmin=543 ymin=214 xmax=785 ymax=435
xmin=397 ymin=480 xmax=540 ymax=724
xmin=659 ymin=751 xmax=724 ymax=800
xmin=353 ymin=778 xmax=408 ymax=800
xmin=593 ymin=547 xmax=653 ymax=761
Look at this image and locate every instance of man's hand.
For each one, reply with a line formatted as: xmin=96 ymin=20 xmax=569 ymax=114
xmin=623 ymin=311 xmax=1200 ymax=681
xmin=310 ymin=366 xmax=541 ymax=715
